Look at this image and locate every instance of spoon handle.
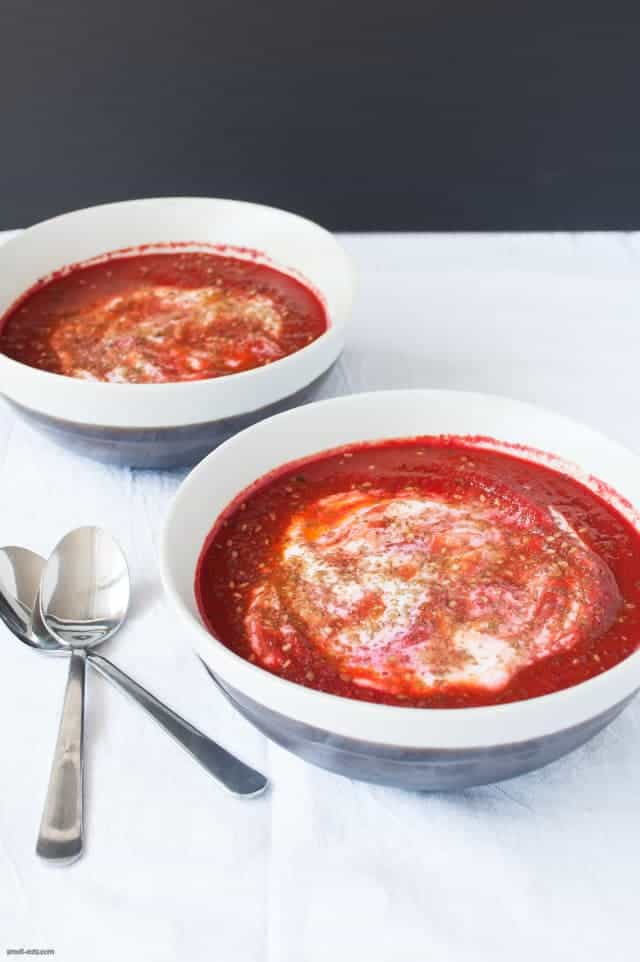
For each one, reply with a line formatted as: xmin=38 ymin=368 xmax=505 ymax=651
xmin=87 ymin=653 xmax=268 ymax=797
xmin=36 ymin=651 xmax=86 ymax=863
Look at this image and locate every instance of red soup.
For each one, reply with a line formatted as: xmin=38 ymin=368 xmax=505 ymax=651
xmin=196 ymin=438 xmax=640 ymax=708
xmin=0 ymin=248 xmax=327 ymax=384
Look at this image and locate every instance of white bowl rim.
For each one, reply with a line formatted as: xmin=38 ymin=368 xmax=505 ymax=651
xmin=0 ymin=196 xmax=355 ymax=428
xmin=160 ymin=388 xmax=640 ymax=749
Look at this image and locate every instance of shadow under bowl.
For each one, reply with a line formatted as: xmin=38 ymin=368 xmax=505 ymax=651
xmin=216 ymin=674 xmax=635 ymax=790
xmin=5 ymin=367 xmax=335 ymax=469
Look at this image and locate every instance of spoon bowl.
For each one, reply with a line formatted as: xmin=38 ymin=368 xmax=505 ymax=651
xmin=0 ymin=546 xmax=58 ymax=651
xmin=39 ymin=527 xmax=130 ymax=650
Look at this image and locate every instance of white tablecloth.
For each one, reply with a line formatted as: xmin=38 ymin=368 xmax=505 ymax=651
xmin=2 ymin=231 xmax=640 ymax=962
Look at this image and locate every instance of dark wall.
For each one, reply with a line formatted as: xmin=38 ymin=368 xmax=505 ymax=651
xmin=2 ymin=1 xmax=640 ymax=231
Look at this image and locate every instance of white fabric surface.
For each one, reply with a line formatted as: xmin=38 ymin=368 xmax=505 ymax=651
xmin=2 ymin=230 xmax=640 ymax=961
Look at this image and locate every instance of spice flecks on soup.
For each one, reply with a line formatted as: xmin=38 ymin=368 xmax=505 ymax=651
xmin=0 ymin=249 xmax=327 ymax=384
xmin=245 ymin=489 xmax=620 ymax=697
xmin=196 ymin=438 xmax=640 ymax=708
xmin=50 ymin=285 xmax=286 ymax=382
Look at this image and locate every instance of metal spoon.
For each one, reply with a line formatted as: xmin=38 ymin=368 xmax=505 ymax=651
xmin=0 ymin=539 xmax=268 ymax=860
xmin=35 ymin=527 xmax=128 ymax=863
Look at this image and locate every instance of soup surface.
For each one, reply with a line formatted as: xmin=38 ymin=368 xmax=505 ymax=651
xmin=0 ymin=248 xmax=327 ymax=383
xmin=196 ymin=438 xmax=640 ymax=708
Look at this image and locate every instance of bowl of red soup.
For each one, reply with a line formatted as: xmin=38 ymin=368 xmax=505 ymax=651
xmin=0 ymin=198 xmax=353 ymax=467
xmin=161 ymin=390 xmax=640 ymax=789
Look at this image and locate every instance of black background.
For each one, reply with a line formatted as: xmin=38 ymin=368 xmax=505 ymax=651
xmin=2 ymin=1 xmax=639 ymax=231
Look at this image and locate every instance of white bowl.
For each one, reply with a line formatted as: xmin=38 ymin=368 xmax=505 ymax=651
xmin=0 ymin=197 xmax=354 ymax=467
xmin=161 ymin=390 xmax=640 ymax=790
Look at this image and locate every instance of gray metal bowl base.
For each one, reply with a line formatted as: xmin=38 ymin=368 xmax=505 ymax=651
xmin=4 ymin=367 xmax=335 ymax=469
xmin=207 ymin=668 xmax=636 ymax=791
